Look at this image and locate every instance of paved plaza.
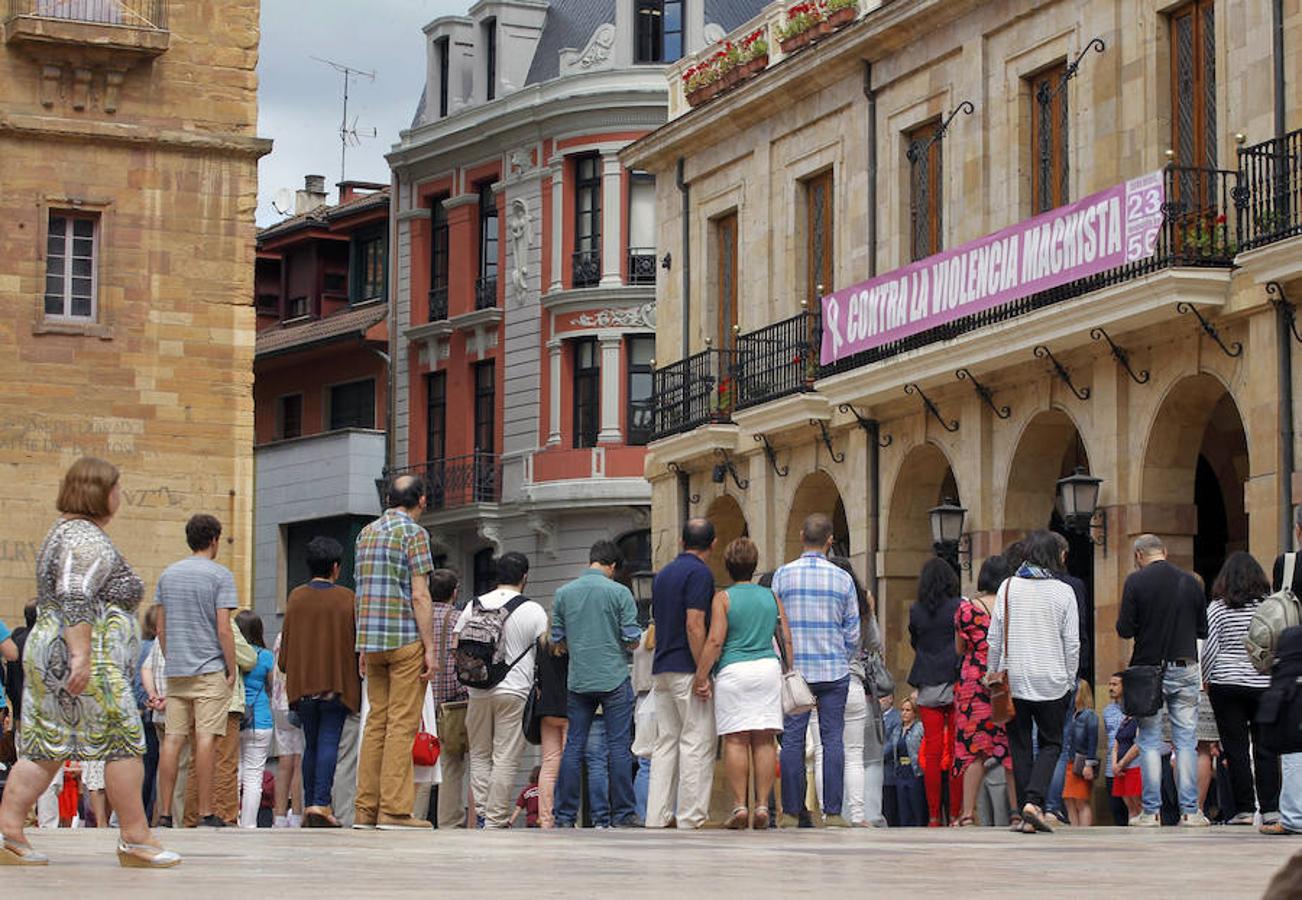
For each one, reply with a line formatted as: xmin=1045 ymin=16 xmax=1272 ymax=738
xmin=1 ymin=827 xmax=1298 ymax=898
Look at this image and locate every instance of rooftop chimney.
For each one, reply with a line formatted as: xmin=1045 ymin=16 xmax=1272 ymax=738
xmin=295 ymin=174 xmax=328 ymax=215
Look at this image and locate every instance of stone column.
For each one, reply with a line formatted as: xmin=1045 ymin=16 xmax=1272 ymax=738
xmin=549 ymin=166 xmax=564 ymax=294
xmin=548 ymin=339 xmax=563 ymax=445
xmin=597 ymin=331 xmax=623 ymax=443
xmin=599 ymin=152 xmax=623 ymax=287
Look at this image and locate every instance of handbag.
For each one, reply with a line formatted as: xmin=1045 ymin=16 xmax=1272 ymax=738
xmin=1122 ymin=585 xmax=1180 ymax=718
xmin=987 ymin=584 xmax=1016 ymax=726
xmin=865 ymin=650 xmax=895 ymax=698
xmin=436 ymin=700 xmax=469 ymax=757
xmin=521 ymin=653 xmax=543 ymax=746
xmin=631 ymin=688 xmax=658 ymax=758
xmin=412 ymin=730 xmax=440 ymax=767
xmin=775 ymin=615 xmax=815 ymax=716
xmin=1072 ymin=752 xmax=1097 ymax=778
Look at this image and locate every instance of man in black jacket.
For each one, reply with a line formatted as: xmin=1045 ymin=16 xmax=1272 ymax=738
xmin=1116 ymin=533 xmax=1208 ymax=827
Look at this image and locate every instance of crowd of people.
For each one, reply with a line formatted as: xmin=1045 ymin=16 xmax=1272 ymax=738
xmin=2 ymin=457 xmax=1301 ymax=868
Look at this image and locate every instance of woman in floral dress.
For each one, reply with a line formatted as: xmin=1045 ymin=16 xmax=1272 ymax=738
xmin=952 ymin=555 xmax=1017 ymax=826
xmin=0 ymin=458 xmax=179 ymax=868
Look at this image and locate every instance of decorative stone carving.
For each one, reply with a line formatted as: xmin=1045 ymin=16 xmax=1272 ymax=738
xmin=508 ymin=198 xmax=532 ymax=295
xmin=477 ymin=521 xmax=504 ymax=553
xmin=509 ymin=148 xmax=528 ymax=175
xmin=627 ymin=506 xmax=651 ymax=529
xmin=568 ymin=302 xmax=657 ymax=330
xmin=704 ymin=23 xmax=726 ymax=44
xmin=578 ymin=23 xmax=616 ymax=69
xmin=527 ymin=513 xmax=558 ymax=558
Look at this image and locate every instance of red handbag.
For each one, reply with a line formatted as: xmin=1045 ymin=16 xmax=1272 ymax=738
xmin=412 ymin=731 xmax=441 ymax=767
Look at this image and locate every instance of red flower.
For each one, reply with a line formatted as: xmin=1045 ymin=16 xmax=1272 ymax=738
xmin=1215 ymin=214 xmax=1227 ymax=224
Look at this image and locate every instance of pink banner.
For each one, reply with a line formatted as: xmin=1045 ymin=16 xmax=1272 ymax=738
xmin=820 ymin=171 xmax=1165 ymax=365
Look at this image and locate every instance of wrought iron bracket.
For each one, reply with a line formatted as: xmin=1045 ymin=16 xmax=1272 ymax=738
xmin=904 ymin=383 xmax=959 ymax=432
xmin=810 ymin=419 xmax=845 ymax=464
xmin=1037 ymin=37 xmax=1105 ymax=105
xmin=1034 ymin=345 xmax=1091 ymax=401
xmin=660 ymin=252 xmax=672 ymax=271
xmin=955 ymin=368 xmax=1011 ymax=419
xmin=906 ymin=100 xmax=975 ymax=163
xmin=1267 ymin=282 xmax=1302 ymax=344
xmin=666 ymin=462 xmax=700 ymax=505
xmin=837 ymin=403 xmax=892 ymax=448
xmin=1090 ymin=327 xmax=1150 ymax=385
xmin=1176 ymin=302 xmax=1243 ymax=358
xmin=754 ymin=434 xmax=789 ymax=478
xmin=712 ymin=448 xmax=749 ymax=490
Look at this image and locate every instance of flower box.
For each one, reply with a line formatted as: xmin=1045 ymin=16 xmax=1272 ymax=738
xmin=741 ymin=54 xmax=768 ymax=77
xmin=826 ymin=6 xmax=856 ymax=29
xmin=779 ymin=30 xmax=813 ymax=54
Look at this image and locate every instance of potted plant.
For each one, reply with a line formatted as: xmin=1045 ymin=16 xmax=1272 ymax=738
xmin=683 ymin=60 xmax=718 ymax=107
xmin=824 ymin=0 xmax=858 ymax=30
xmin=777 ymin=2 xmax=823 ymax=54
xmin=740 ymin=27 xmax=769 ymax=76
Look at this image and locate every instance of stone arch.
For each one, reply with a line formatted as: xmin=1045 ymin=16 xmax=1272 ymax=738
xmin=1002 ymin=407 xmax=1091 ymax=536
xmin=1140 ymin=372 xmax=1249 ymax=586
xmin=782 ymin=469 xmax=849 ymax=564
xmin=705 ymin=493 xmax=748 ymax=588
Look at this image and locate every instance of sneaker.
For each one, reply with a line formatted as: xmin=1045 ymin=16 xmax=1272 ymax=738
xmin=1261 ymin=822 xmax=1302 ymax=835
xmin=1043 ymin=811 xmax=1066 ymax=827
xmin=376 ymin=814 xmax=432 ymax=831
xmin=1227 ymin=812 xmax=1255 ymax=826
xmin=613 ymin=815 xmax=644 ymax=829
xmin=287 ymin=814 xmax=303 ymax=829
xmin=475 ymin=815 xmax=485 ymax=830
xmin=823 ymin=814 xmax=850 ymax=828
xmin=273 ymin=816 xmax=289 ymax=829
xmin=1180 ymin=812 xmax=1211 ymax=828
xmin=778 ymin=813 xmax=800 ymax=829
xmin=199 ymin=815 xmax=227 ymax=828
xmin=1129 ymin=812 xmax=1161 ymax=828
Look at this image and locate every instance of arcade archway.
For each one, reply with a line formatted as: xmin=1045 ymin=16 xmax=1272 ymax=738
xmin=705 ymin=493 xmax=748 ymax=588
xmin=783 ymin=470 xmax=850 ymax=564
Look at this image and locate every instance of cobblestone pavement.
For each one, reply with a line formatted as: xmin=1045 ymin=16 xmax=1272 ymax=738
xmin=1 ymin=826 xmax=1299 ymax=898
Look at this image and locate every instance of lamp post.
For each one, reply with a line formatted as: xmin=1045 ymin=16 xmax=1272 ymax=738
xmin=1056 ymin=466 xmax=1107 ymax=555
xmin=631 ymin=569 xmax=655 ymax=628
xmin=928 ymin=498 xmax=971 ymax=573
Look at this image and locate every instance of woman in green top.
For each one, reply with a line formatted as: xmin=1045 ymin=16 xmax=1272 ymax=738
xmin=693 ymin=537 xmax=794 ymax=830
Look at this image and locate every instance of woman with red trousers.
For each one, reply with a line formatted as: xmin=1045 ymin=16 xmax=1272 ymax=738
xmin=908 ymin=558 xmax=963 ymax=826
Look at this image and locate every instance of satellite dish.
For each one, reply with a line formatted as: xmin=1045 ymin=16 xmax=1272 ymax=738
xmin=272 ymin=187 xmax=294 ymax=217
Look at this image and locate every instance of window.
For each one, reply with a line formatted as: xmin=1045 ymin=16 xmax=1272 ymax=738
xmin=351 ymin=232 xmax=385 ymax=303
xmin=472 ymin=547 xmax=496 ymax=598
xmin=1029 ymin=62 xmax=1069 ymax=214
xmin=426 ymin=372 xmax=446 ymax=461
xmin=573 ymin=338 xmax=600 ymax=448
xmin=484 ymin=19 xmax=497 ymax=101
xmin=714 ymin=212 xmax=738 ymax=350
xmin=1170 ymin=0 xmax=1216 ymax=170
xmin=477 ymin=183 xmax=498 ymax=308
xmin=906 ymin=120 xmax=943 ymax=261
xmin=628 ymin=172 xmax=656 ymax=285
xmin=44 ymin=212 xmax=97 ymax=320
xmin=287 ymin=296 xmax=308 ymax=318
xmin=328 ymin=379 xmax=375 ymax=430
xmin=626 ymin=336 xmax=654 ymax=446
xmin=635 ymin=0 xmax=683 ymax=63
xmin=805 ymin=170 xmax=834 ymax=302
xmin=573 ymin=154 xmax=602 ymax=287
xmin=430 ymin=197 xmax=449 ymax=320
xmin=437 ymin=37 xmax=450 ymax=117
xmin=277 ymin=394 xmax=303 ymax=441
xmin=323 ymin=272 xmax=347 ymax=295
xmin=474 ymin=361 xmax=495 ymax=454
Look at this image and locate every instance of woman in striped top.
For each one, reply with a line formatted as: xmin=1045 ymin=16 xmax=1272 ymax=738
xmin=1202 ymin=551 xmax=1281 ymax=825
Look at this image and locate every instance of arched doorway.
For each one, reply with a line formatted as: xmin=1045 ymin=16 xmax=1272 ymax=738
xmin=1142 ymin=375 xmax=1249 ymax=591
xmin=783 ymin=470 xmax=849 ymax=564
xmin=1003 ymin=408 xmax=1095 ymax=685
xmin=705 ymin=494 xmax=748 ymax=588
xmin=881 ymin=443 xmax=959 ymax=682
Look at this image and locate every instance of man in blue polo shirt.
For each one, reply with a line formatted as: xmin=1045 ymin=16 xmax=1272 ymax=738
xmin=646 ymin=518 xmax=716 ymax=829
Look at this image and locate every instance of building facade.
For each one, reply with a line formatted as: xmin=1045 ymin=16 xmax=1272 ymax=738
xmin=252 ymin=178 xmax=390 ymax=618
xmin=387 ymin=0 xmax=766 ymax=601
xmin=626 ymin=0 xmax=1302 ymax=685
xmin=0 ymin=0 xmax=269 ymax=618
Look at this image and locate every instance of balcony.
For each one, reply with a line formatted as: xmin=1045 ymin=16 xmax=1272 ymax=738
xmin=474 ymin=276 xmax=498 ymax=310
xmin=428 ymin=286 xmax=448 ymax=322
xmin=735 ymin=307 xmax=819 ymax=410
xmin=1238 ymin=127 xmax=1302 ymax=251
xmin=628 ymin=248 xmax=657 ymax=286
xmin=4 ymin=0 xmax=170 ymax=57
xmin=395 ymin=452 xmax=501 ymax=510
xmin=572 ymin=248 xmax=600 ymax=288
xmin=652 ymin=346 xmax=735 ymax=440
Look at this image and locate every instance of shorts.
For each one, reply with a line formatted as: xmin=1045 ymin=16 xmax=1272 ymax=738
xmin=1112 ymin=766 xmax=1142 ymax=798
xmin=273 ymin=709 xmax=305 ymax=756
xmin=82 ymin=760 xmax=105 ymax=791
xmin=165 ymin=671 xmax=232 ymax=737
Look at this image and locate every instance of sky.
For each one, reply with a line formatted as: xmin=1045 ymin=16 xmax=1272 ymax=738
xmin=255 ymin=0 xmax=464 ymax=226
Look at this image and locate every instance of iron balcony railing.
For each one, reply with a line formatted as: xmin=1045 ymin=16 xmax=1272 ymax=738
xmin=628 ymin=248 xmax=657 ymax=285
xmin=735 ymin=307 xmax=821 ymax=411
xmin=1238 ymin=127 xmax=1302 ymax=251
xmin=474 ymin=276 xmax=498 ymax=310
xmin=572 ymin=248 xmax=601 ymax=288
xmin=651 ymin=347 xmax=735 ymax=440
xmin=428 ymin=286 xmax=448 ymax=322
xmin=398 ymin=452 xmax=501 ymax=510
xmin=5 ymin=0 xmax=166 ymax=27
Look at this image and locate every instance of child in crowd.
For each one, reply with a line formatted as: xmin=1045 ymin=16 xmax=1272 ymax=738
xmin=509 ymin=766 xmax=541 ymax=828
xmin=1112 ymin=712 xmax=1143 ymax=821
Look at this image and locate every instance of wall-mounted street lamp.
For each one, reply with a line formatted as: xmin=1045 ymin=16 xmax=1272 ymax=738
xmin=928 ymin=498 xmax=971 ymax=573
xmin=631 ymin=569 xmax=656 ymax=628
xmin=1056 ymin=466 xmax=1108 ymax=556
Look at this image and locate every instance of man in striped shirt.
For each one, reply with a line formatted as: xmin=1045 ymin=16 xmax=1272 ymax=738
xmin=770 ymin=513 xmax=859 ymax=828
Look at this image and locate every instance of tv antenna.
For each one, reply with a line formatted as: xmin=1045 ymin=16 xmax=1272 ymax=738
xmin=311 ymin=55 xmax=377 ymax=185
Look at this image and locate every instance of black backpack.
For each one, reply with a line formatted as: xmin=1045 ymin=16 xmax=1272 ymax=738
xmin=1257 ymin=625 xmax=1302 ymax=754
xmin=453 ymin=595 xmax=533 ymax=690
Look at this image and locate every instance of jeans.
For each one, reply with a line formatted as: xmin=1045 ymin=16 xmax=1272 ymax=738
xmin=634 ymin=756 xmax=651 ymax=822
xmin=781 ymin=675 xmax=849 ymax=816
xmin=238 ymin=728 xmax=273 ymax=828
xmin=1207 ymin=682 xmax=1281 ymax=815
xmin=895 ymin=776 xmax=927 ymax=826
xmin=1007 ymin=693 xmax=1069 ymax=809
xmin=1137 ymin=664 xmax=1200 ymax=815
xmin=555 ymin=679 xmax=636 ymax=826
xmin=585 ymin=715 xmax=610 ymax=826
xmin=141 ymin=717 xmax=160 ymax=821
xmin=1281 ymin=753 xmax=1302 ymax=831
xmin=298 ymin=696 xmax=349 ymax=809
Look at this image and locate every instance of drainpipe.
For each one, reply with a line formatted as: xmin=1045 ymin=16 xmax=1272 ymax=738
xmin=863 ymin=61 xmax=877 ymax=278
xmin=1274 ymin=0 xmax=1293 ymax=550
xmin=677 ymin=157 xmax=691 ymax=361
xmin=862 ymin=61 xmax=881 ymax=597
xmin=1273 ymin=0 xmax=1286 ymax=140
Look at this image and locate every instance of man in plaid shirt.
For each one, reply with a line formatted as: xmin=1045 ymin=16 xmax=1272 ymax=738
xmin=353 ymin=474 xmax=436 ymax=830
xmin=769 ymin=512 xmax=859 ymax=828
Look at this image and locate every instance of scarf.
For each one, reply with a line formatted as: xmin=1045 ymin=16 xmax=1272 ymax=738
xmin=1016 ymin=562 xmax=1057 ymax=580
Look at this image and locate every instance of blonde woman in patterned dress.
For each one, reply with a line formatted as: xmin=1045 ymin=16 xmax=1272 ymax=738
xmin=0 ymin=458 xmax=179 ymax=868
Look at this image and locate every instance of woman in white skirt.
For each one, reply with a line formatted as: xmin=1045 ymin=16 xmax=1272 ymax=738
xmin=693 ymin=537 xmax=793 ymax=830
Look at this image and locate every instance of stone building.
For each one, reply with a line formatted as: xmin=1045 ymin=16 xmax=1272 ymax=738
xmin=386 ymin=0 xmax=766 ymax=602
xmin=252 ymin=178 xmax=390 ymax=619
xmin=0 ymin=0 xmax=269 ymax=618
xmin=625 ymin=0 xmax=1302 ymax=685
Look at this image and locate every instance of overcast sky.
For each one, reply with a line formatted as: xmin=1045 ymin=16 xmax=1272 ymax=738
xmin=256 ymin=0 xmax=462 ymax=225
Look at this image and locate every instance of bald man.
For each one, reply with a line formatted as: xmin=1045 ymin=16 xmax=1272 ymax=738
xmin=353 ymin=475 xmax=437 ymax=830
